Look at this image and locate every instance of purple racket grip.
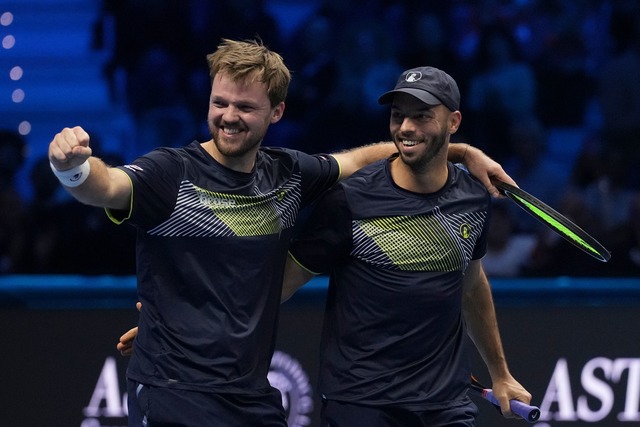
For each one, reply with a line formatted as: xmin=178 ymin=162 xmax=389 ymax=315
xmin=482 ymin=389 xmax=541 ymax=423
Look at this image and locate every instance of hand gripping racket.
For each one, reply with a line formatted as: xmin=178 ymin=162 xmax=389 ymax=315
xmin=470 ymin=375 xmax=541 ymax=423
xmin=492 ymin=179 xmax=611 ymax=262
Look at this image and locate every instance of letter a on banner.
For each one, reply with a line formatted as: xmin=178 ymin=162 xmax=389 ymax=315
xmin=83 ymin=357 xmax=125 ymax=417
xmin=539 ymin=358 xmax=578 ymax=421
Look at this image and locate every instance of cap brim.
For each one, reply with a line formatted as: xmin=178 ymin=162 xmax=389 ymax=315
xmin=377 ymin=88 xmax=442 ymax=105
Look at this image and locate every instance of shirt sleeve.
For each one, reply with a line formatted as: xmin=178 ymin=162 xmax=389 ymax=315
xmin=295 ymin=151 xmax=341 ymax=208
xmin=289 ymin=184 xmax=352 ymax=274
xmin=106 ymin=148 xmax=182 ymax=229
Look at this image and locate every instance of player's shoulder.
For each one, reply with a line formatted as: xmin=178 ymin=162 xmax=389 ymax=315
xmin=120 ymin=142 xmax=196 ymax=175
xmin=138 ymin=141 xmax=201 ymax=164
xmin=340 ymin=158 xmax=388 ymax=188
xmin=451 ymin=162 xmax=489 ymax=195
xmin=260 ymin=146 xmax=338 ymax=174
xmin=260 ymin=146 xmax=333 ymax=162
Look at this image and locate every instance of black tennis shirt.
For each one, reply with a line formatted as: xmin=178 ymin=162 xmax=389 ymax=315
xmin=107 ymin=141 xmax=339 ymax=393
xmin=289 ymin=157 xmax=491 ymax=410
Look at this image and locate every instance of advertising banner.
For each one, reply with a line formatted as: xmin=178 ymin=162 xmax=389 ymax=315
xmin=0 ymin=277 xmax=638 ymax=426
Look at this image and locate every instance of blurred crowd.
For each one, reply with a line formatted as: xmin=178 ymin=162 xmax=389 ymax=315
xmin=1 ymin=0 xmax=638 ymax=277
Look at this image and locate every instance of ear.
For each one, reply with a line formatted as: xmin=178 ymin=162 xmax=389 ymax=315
xmin=271 ymin=102 xmax=285 ymax=124
xmin=448 ymin=111 xmax=462 ymax=134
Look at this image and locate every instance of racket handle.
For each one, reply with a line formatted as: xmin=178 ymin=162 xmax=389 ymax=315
xmin=482 ymin=389 xmax=541 ymax=423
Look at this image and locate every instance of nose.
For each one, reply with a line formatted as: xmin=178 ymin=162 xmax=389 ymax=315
xmin=221 ymin=105 xmax=240 ymax=122
xmin=399 ymin=117 xmax=416 ymax=134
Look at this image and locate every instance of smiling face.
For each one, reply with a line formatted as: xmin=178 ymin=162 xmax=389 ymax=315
xmin=389 ymin=92 xmax=460 ymax=172
xmin=206 ymin=72 xmax=285 ymax=171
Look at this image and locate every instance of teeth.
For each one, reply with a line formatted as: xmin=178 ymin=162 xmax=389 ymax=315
xmin=402 ymin=140 xmax=418 ymax=146
xmin=224 ymin=127 xmax=240 ymax=134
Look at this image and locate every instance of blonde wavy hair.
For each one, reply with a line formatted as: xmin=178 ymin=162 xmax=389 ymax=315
xmin=207 ymin=38 xmax=291 ymax=107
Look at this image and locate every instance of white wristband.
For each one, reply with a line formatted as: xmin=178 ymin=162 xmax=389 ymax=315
xmin=50 ymin=160 xmax=91 ymax=187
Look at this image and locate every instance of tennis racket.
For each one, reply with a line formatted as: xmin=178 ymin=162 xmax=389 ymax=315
xmin=492 ymin=178 xmax=611 ymax=262
xmin=470 ymin=375 xmax=541 ymax=423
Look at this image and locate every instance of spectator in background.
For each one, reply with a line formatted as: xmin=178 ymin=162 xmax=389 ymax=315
xmin=285 ymin=13 xmax=338 ymax=113
xmin=549 ymin=128 xmax=637 ymax=277
xmin=502 ymin=115 xmax=565 ymax=233
xmin=71 ymin=150 xmax=137 ymax=276
xmin=126 ymin=47 xmax=199 ymax=158
xmin=568 ymin=130 xmax=605 ymax=190
xmin=602 ymin=194 xmax=640 ymax=276
xmin=320 ymin=19 xmax=404 ymax=151
xmin=15 ymin=156 xmax=67 ymax=274
xmin=17 ymin=142 xmax=136 ymax=275
xmin=523 ymin=191 xmax=603 ymax=277
xmin=185 ymin=0 xmax=281 ymax=62
xmin=521 ymin=138 xmax=631 ymax=278
xmin=564 ymin=129 xmax=636 ymax=248
xmin=467 ymin=24 xmax=537 ymax=160
xmin=579 ymin=148 xmax=636 ymax=237
xmin=278 ymin=12 xmax=341 ymax=153
xmin=597 ymin=8 xmax=640 ymax=181
xmin=532 ymin=2 xmax=594 ymax=128
xmin=398 ymin=11 xmax=460 ymax=73
xmin=101 ymin=0 xmax=191 ymax=102
xmin=483 ymin=201 xmax=537 ymax=278
xmin=0 ymin=130 xmax=27 ymax=273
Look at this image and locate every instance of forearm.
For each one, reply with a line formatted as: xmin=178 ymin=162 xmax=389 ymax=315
xmin=60 ymin=157 xmax=131 ymax=209
xmin=450 ymin=143 xmax=517 ymax=197
xmin=463 ymin=266 xmax=509 ymax=380
xmin=331 ymin=142 xmax=397 ymax=179
xmin=447 ymin=142 xmax=471 ymax=163
xmin=463 ymin=263 xmax=533 ymax=413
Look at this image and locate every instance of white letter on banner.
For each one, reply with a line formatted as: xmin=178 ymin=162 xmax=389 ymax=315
xmin=83 ymin=357 xmax=124 ymax=417
xmin=577 ymin=357 xmax=614 ymax=421
xmin=614 ymin=358 xmax=640 ymax=421
xmin=540 ymin=358 xmax=577 ymax=421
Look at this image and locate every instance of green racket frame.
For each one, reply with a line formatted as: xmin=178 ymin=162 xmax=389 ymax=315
xmin=492 ymin=179 xmax=611 ymax=262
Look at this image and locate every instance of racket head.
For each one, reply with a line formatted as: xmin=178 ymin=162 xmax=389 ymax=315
xmin=492 ymin=179 xmax=611 ymax=262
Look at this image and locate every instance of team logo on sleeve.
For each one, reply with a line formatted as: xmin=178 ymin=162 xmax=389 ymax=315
xmin=123 ymin=164 xmax=143 ymax=172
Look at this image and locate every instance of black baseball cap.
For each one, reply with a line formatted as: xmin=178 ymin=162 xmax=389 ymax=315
xmin=378 ymin=66 xmax=460 ymax=111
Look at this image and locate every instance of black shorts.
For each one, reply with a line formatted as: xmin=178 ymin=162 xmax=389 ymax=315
xmin=127 ymin=379 xmax=287 ymax=427
xmin=320 ymin=398 xmax=478 ymax=427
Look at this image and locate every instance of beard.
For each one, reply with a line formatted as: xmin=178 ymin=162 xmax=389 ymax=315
xmin=395 ymin=126 xmax=448 ymax=173
xmin=208 ymin=120 xmax=266 ymax=159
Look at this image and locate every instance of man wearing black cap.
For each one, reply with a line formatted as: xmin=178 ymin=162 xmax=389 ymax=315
xmin=283 ymin=66 xmax=532 ymax=426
